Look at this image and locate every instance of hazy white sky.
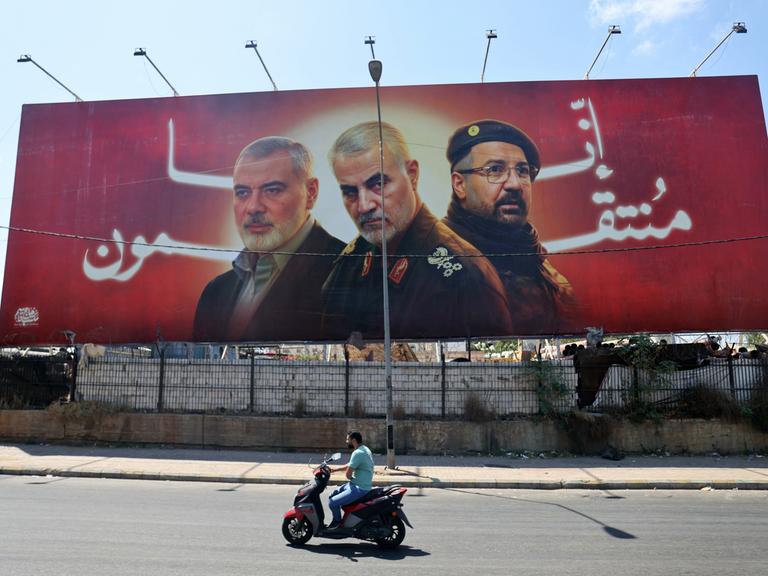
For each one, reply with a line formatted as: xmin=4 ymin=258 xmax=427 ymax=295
xmin=1 ymin=0 xmax=765 ymax=301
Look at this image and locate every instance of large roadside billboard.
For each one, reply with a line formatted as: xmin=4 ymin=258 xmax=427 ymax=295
xmin=2 ymin=76 xmax=767 ymax=344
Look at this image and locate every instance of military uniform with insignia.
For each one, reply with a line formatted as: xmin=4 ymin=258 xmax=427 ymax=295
xmin=321 ymin=205 xmax=513 ymax=340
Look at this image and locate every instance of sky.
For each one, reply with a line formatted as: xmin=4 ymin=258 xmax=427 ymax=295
xmin=0 ymin=0 xmax=765 ymax=306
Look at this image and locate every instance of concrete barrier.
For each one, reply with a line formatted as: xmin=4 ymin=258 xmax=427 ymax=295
xmin=1 ymin=410 xmax=766 ymax=455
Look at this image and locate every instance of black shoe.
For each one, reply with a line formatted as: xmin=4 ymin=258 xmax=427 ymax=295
xmin=325 ymin=520 xmax=342 ymax=531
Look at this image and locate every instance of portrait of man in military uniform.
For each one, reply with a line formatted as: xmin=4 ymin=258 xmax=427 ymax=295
xmin=442 ymin=119 xmax=577 ymax=335
xmin=194 ymin=136 xmax=344 ymax=342
xmin=321 ymin=121 xmax=512 ymax=340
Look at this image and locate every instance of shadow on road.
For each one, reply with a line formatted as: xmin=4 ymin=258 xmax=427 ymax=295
xmin=291 ymin=542 xmax=430 ymax=562
xmin=444 ymin=487 xmax=636 ymax=540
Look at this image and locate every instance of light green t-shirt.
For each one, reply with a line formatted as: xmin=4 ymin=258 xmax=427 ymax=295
xmin=348 ymin=444 xmax=374 ymax=491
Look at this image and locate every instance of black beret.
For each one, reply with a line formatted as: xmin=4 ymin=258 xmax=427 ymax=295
xmin=447 ymin=119 xmax=541 ymax=178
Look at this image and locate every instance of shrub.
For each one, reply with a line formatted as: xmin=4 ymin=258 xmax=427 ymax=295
xmin=749 ymin=388 xmax=768 ymax=433
xmin=676 ymin=386 xmax=741 ymax=420
xmin=463 ymin=391 xmax=495 ymax=422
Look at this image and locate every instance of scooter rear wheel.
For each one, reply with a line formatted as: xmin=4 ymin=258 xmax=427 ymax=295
xmin=282 ymin=516 xmax=313 ymax=545
xmin=375 ymin=517 xmax=406 ymax=549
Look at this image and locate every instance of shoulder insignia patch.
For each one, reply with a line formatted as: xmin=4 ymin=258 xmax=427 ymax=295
xmin=427 ymin=246 xmax=463 ymax=278
xmin=361 ymin=251 xmax=373 ymax=277
xmin=388 ymin=257 xmax=409 ymax=284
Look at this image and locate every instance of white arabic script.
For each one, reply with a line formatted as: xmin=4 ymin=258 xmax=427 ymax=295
xmin=83 ymin=230 xmax=234 ymax=282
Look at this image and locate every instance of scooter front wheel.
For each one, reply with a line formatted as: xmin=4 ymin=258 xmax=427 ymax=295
xmin=282 ymin=516 xmax=313 ymax=545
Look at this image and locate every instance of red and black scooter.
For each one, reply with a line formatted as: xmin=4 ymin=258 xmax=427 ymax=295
xmin=282 ymin=452 xmax=412 ymax=549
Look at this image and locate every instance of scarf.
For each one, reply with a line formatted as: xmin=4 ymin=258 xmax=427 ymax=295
xmin=445 ymin=196 xmax=548 ymax=277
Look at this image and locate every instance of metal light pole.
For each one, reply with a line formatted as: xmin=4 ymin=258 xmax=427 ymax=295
xmin=133 ymin=48 xmax=179 ymax=96
xmin=481 ymin=29 xmax=497 ymax=83
xmin=245 ymin=40 xmax=278 ymax=91
xmin=17 ymin=55 xmax=83 ymax=101
xmin=365 ymin=36 xmax=395 ymax=470
xmin=690 ymin=22 xmax=747 ymax=77
xmin=585 ymin=25 xmax=621 ymax=80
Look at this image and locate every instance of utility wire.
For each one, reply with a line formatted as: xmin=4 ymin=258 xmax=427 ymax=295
xmin=1 ymin=224 xmax=766 ymax=259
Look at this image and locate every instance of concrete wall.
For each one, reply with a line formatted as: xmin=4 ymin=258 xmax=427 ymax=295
xmin=2 ymin=410 xmax=767 ymax=455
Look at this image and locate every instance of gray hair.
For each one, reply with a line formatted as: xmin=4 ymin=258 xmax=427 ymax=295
xmin=452 ymin=150 xmax=473 ymax=173
xmin=236 ymin=136 xmax=313 ymax=178
xmin=328 ymin=121 xmax=411 ymax=170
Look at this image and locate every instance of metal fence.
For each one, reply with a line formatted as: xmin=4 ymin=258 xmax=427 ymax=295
xmin=70 ymin=353 xmax=768 ymax=418
xmin=2 ymin=350 xmax=766 ymax=417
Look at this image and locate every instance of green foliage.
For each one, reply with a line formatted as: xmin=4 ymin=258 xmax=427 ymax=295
xmin=471 ymin=340 xmax=519 ymax=354
xmin=745 ymin=333 xmax=767 ymax=347
xmin=527 ymin=360 xmax=570 ymax=416
xmin=615 ymin=335 xmax=677 ymax=421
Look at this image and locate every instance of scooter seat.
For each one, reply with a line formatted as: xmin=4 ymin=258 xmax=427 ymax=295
xmin=344 ymin=488 xmax=381 ymax=507
xmin=343 ymin=484 xmax=402 ymax=508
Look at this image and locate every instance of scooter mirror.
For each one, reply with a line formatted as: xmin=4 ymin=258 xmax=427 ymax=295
xmin=331 ymin=452 xmax=342 ymax=461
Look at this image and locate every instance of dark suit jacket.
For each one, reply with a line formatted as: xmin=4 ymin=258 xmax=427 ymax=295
xmin=194 ymin=224 xmax=344 ymax=342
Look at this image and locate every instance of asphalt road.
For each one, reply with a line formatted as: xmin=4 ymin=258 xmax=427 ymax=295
xmin=2 ymin=475 xmax=767 ymax=576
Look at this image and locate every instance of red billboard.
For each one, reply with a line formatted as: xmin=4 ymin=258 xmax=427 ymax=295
xmin=2 ymin=76 xmax=767 ymax=344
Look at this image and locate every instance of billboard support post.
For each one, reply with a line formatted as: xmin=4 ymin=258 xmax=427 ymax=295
xmin=249 ymin=353 xmax=255 ymax=413
xmin=156 ymin=341 xmax=166 ymax=412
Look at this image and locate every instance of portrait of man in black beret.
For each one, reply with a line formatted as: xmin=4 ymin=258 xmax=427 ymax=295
xmin=442 ymin=119 xmax=578 ymax=334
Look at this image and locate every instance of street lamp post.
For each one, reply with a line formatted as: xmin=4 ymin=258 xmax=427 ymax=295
xmin=17 ymin=55 xmax=83 ymax=102
xmin=690 ymin=22 xmax=747 ymax=77
xmin=365 ymin=36 xmax=395 ymax=470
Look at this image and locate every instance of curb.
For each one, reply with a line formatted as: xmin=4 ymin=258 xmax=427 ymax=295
xmin=2 ymin=467 xmax=768 ymax=490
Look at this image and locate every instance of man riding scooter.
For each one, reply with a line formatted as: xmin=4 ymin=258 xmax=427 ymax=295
xmin=326 ymin=431 xmax=374 ymax=531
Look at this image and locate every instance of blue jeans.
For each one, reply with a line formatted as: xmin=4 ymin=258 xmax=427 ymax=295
xmin=328 ymin=482 xmax=368 ymax=523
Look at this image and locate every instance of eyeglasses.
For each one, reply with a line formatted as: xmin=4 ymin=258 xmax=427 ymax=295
xmin=456 ymin=162 xmax=538 ymax=183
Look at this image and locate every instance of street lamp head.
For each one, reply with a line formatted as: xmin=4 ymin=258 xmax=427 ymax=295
xmin=609 ymin=25 xmax=621 ymax=34
xmin=133 ymin=48 xmax=146 ymax=57
xmin=486 ymin=29 xmax=497 ymax=39
xmin=245 ymin=40 xmax=257 ymax=49
xmin=368 ymin=59 xmax=382 ymax=83
xmin=733 ymin=22 xmax=747 ymax=33
xmin=17 ymin=54 xmax=31 ymax=63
